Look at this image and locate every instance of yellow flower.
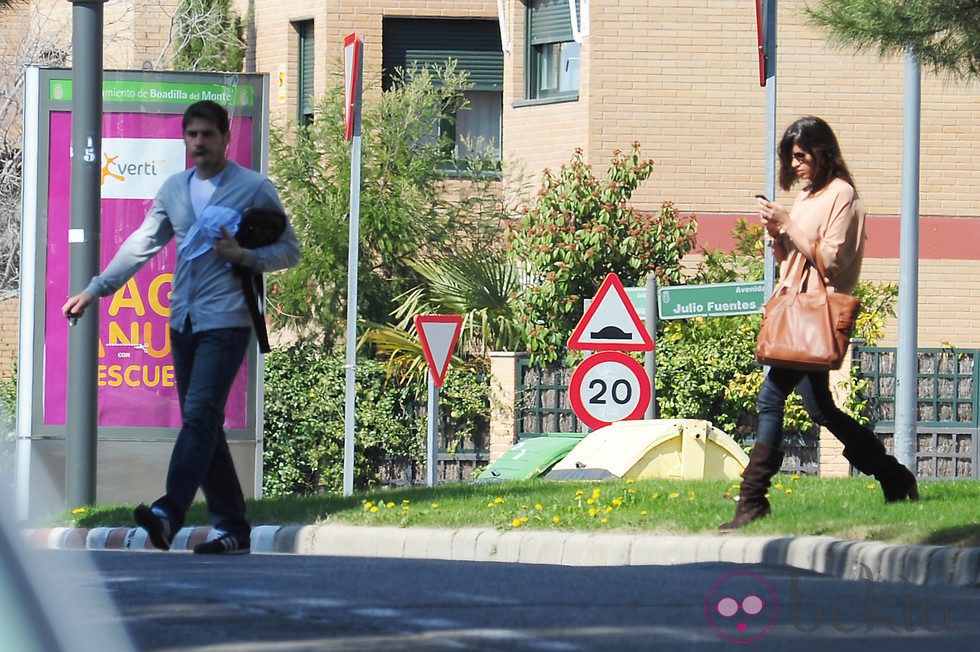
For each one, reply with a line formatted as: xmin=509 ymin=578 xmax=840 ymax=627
xmin=791 ymin=474 xmax=800 ymax=481
xmin=652 ymin=492 xmax=660 ymax=499
xmin=386 ymin=502 xmax=395 ymax=508
xmin=72 ymin=507 xmax=86 ymax=515
xmin=431 ymin=503 xmax=439 ymax=509
xmin=521 ymin=517 xmax=528 ymax=523
xmin=520 ymin=504 xmax=528 ymax=509
xmin=628 ymin=488 xmax=636 ymax=494
xmin=588 ymin=508 xmax=598 ymax=517
xmin=534 ymin=503 xmax=543 ymax=510
xmin=586 ymin=498 xmax=595 ymax=505
xmin=552 ymin=515 xmax=561 ymax=523
xmin=487 ymin=502 xmax=494 ymax=508
xmin=600 ymin=518 xmax=608 ymax=523
xmin=774 ymin=483 xmax=783 ymax=489
xmin=688 ymin=491 xmax=696 ymax=501
xmin=592 ymin=488 xmax=601 ymax=499
xmin=370 ymin=506 xmax=378 ymax=513
xmin=512 ymin=518 xmax=522 ymax=527
xmin=604 ymin=506 xmax=613 ymax=514
xmin=626 ymin=479 xmax=634 ymax=484
xmin=403 ymin=500 xmax=411 ymax=505
xmin=612 ymin=498 xmax=623 ymax=506
xmin=363 ymin=502 xmax=373 ymax=510
xmin=494 ymin=497 xmax=504 ymax=504
xmin=669 ymin=492 xmax=679 ymax=499
xmin=785 ymin=488 xmax=793 ymax=494
xmin=575 ymin=489 xmax=584 ymax=496
xmin=641 ymin=510 xmax=648 ymax=516
xmin=867 ymin=483 xmax=876 ymax=490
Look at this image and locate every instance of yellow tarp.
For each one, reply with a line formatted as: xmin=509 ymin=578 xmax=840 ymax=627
xmin=547 ymin=419 xmax=749 ymax=481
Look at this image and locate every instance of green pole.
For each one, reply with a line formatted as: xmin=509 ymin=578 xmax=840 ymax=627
xmin=65 ymin=0 xmax=106 ymax=508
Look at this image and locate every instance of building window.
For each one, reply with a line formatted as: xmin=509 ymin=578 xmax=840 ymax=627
xmin=383 ymin=17 xmax=503 ymax=163
xmin=527 ymin=0 xmax=581 ymax=100
xmin=294 ymin=20 xmax=314 ymax=126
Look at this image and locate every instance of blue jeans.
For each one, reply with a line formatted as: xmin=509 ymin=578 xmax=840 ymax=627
xmin=153 ymin=322 xmax=252 ymax=539
xmin=756 ymin=366 xmax=871 ymax=450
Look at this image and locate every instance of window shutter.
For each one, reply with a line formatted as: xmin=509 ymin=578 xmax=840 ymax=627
xmin=297 ymin=21 xmax=314 ymax=119
xmin=529 ymin=0 xmax=580 ymax=45
xmin=383 ymin=18 xmax=503 ymax=91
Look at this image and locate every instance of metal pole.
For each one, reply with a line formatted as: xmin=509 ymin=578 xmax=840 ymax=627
xmin=342 ymin=41 xmax=364 ymax=497
xmin=894 ymin=50 xmax=921 ymax=470
xmin=65 ymin=0 xmax=106 ymax=508
xmin=644 ymin=274 xmax=657 ymax=419
xmin=426 ymin=374 xmax=438 ymax=487
xmin=762 ymin=0 xmax=778 ymax=301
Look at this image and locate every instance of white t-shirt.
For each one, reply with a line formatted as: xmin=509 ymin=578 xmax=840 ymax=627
xmin=189 ymin=169 xmax=226 ymax=217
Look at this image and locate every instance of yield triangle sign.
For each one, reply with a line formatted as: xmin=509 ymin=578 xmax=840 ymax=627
xmin=414 ymin=315 xmax=463 ymax=388
xmin=568 ymin=273 xmax=654 ymax=351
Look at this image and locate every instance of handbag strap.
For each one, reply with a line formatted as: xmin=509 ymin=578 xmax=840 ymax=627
xmin=808 ymin=241 xmax=835 ymax=295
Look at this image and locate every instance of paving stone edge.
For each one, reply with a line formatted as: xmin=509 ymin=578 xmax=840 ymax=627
xmin=26 ymin=524 xmax=979 ymax=588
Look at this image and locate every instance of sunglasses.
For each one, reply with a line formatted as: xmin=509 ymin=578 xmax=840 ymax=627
xmin=792 ymin=151 xmax=810 ymax=162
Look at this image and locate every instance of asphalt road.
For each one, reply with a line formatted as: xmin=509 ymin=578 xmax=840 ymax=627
xmin=44 ymin=550 xmax=979 ymax=651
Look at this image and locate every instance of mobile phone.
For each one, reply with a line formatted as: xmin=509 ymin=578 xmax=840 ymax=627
xmin=754 ymin=194 xmax=769 ymax=201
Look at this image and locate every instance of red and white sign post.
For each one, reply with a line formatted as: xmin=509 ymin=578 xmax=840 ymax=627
xmin=342 ymin=33 xmax=364 ymax=497
xmin=414 ymin=315 xmax=463 ymax=486
xmin=567 ymin=273 xmax=654 ymax=430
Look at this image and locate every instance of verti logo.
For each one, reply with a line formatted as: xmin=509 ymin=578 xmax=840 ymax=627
xmin=704 ymin=570 xmax=779 ymax=643
xmin=100 ymin=138 xmax=186 ymax=200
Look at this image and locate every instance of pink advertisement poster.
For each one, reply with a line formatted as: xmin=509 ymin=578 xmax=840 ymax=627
xmin=43 ymin=111 xmax=254 ymax=429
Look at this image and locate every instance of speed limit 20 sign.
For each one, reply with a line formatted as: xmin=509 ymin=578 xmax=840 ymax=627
xmin=569 ymin=351 xmax=651 ymax=430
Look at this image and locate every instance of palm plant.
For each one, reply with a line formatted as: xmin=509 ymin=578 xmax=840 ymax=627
xmin=361 ymin=249 xmax=524 ymax=382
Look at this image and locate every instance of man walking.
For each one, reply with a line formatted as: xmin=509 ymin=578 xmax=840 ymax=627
xmin=61 ymin=100 xmax=301 ymax=554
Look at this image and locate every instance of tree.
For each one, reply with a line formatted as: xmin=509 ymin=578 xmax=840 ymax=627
xmin=0 ymin=2 xmax=71 ymax=300
xmin=806 ymin=0 xmax=980 ymax=78
xmin=168 ymin=0 xmax=244 ymax=72
xmin=505 ymin=144 xmax=698 ymax=364
xmin=269 ymin=63 xmax=515 ymax=345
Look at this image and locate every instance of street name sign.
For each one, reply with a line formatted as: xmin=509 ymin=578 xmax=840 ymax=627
xmin=656 ymin=281 xmax=765 ymax=320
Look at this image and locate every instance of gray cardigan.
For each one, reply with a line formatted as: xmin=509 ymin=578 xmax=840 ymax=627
xmin=85 ymin=162 xmax=301 ymax=333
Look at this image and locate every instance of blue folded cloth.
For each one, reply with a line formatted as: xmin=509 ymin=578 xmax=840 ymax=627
xmin=178 ymin=205 xmax=242 ymax=261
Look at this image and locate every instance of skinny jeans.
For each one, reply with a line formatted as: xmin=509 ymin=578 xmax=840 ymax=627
xmin=756 ymin=366 xmax=874 ymax=451
xmin=153 ymin=320 xmax=252 ymax=539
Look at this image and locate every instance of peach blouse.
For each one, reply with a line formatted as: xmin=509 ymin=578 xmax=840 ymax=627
xmin=775 ymin=177 xmax=866 ymax=295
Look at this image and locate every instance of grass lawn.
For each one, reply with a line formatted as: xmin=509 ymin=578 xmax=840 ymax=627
xmin=57 ymin=475 xmax=979 ymax=547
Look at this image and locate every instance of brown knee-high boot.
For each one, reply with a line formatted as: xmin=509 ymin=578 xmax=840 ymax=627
xmin=841 ymin=434 xmax=919 ymax=502
xmin=719 ymin=441 xmax=785 ymax=531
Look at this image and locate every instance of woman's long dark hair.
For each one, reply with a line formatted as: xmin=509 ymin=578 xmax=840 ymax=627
xmin=778 ymin=116 xmax=856 ymax=193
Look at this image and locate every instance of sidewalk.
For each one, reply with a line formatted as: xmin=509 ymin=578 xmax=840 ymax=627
xmin=29 ymin=523 xmax=980 ymax=588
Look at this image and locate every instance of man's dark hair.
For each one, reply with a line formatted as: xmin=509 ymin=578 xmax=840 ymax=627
xmin=182 ymin=100 xmax=230 ymax=135
xmin=778 ymin=115 xmax=856 ymax=194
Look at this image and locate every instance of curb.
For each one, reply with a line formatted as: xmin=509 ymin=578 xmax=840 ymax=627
xmin=28 ymin=523 xmax=979 ymax=588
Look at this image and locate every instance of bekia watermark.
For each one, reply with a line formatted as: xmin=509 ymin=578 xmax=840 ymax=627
xmin=704 ymin=570 xmax=779 ymax=643
xmin=790 ymin=564 xmax=952 ymax=634
xmin=705 ymin=565 xmax=953 ymax=643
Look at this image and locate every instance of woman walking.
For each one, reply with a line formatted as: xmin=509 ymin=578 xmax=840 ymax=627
xmin=720 ymin=116 xmax=918 ymax=531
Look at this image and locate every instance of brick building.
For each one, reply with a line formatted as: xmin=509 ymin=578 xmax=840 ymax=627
xmin=3 ymin=1 xmax=977 ymax=486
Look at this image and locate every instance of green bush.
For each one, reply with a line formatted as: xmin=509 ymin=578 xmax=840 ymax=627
xmin=0 ymin=370 xmax=15 ymax=482
xmin=505 ymin=144 xmax=697 ymax=364
xmin=262 ymin=342 xmax=490 ymax=496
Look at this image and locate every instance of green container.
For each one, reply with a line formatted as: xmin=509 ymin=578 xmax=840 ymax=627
xmin=476 ymin=432 xmax=586 ymax=483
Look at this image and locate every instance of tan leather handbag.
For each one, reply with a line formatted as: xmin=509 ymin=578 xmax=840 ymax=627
xmin=755 ymin=245 xmax=860 ymax=371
